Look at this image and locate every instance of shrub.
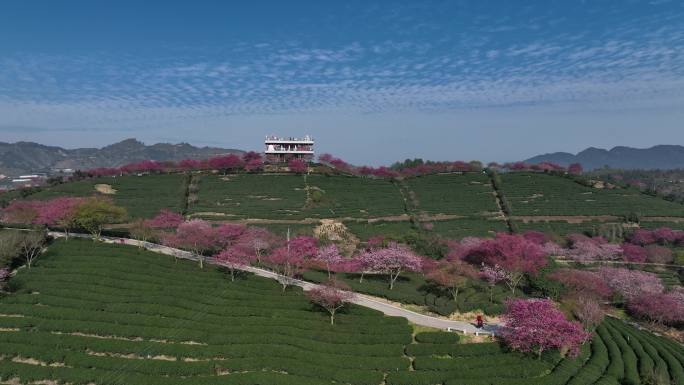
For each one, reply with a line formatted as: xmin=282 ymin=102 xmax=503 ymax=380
xmin=414 ymin=332 xmax=459 ymax=344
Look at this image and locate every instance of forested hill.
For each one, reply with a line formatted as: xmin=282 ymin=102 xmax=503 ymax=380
xmin=525 ymin=145 xmax=684 ymax=171
xmin=0 ymin=138 xmax=243 ymax=176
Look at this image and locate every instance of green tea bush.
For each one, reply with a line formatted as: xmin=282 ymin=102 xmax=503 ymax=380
xmin=414 ymin=331 xmax=459 ymax=344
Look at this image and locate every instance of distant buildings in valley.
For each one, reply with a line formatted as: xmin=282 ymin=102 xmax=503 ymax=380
xmin=264 ymin=135 xmax=314 ymax=163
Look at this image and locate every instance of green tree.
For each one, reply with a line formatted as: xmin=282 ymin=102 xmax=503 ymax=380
xmin=74 ymin=198 xmax=127 ymax=239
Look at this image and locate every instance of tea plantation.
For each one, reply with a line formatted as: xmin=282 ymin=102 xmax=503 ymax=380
xmin=500 ymin=172 xmax=684 ymax=217
xmin=406 ymin=173 xmax=500 ymax=216
xmin=0 ymin=239 xmax=412 ymax=384
xmin=27 ymin=174 xmax=188 ymax=219
xmin=387 ymin=317 xmax=684 ymax=385
xmin=189 ymin=174 xmax=406 ymax=220
xmin=9 ymin=171 xmax=684 ymax=240
xmin=2 ymin=234 xmax=684 ymax=384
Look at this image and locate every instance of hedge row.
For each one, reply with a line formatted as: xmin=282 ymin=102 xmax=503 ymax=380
xmin=414 ymin=332 xmax=459 ymax=344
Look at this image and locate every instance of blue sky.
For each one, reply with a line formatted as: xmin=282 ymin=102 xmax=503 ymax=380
xmin=0 ymin=0 xmax=683 ymax=165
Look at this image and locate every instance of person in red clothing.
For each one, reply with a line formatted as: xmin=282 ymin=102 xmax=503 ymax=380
xmin=476 ymin=315 xmax=484 ymax=328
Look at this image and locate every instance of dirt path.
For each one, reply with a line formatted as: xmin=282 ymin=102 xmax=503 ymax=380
xmin=47 ymin=231 xmax=498 ymax=335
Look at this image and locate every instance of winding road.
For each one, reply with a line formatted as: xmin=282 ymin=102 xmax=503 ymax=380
xmin=47 ymin=231 xmax=498 ymax=335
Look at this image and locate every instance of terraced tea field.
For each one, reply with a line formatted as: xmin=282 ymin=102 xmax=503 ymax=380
xmin=430 ymin=218 xmax=509 ymax=239
xmin=512 ymin=220 xmax=607 ymax=237
xmin=1 ymin=233 xmax=684 ymax=384
xmin=500 ymin=173 xmax=684 ymax=217
xmin=405 ymin=173 xmax=500 ymax=217
xmin=27 ymin=174 xmax=188 ymax=219
xmin=386 ymin=317 xmax=684 ymax=385
xmin=190 ymin=174 xmax=406 ymax=220
xmin=0 ymin=239 xmax=414 ymax=385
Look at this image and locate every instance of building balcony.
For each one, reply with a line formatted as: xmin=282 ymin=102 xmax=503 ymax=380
xmin=265 ymin=149 xmax=314 ymax=154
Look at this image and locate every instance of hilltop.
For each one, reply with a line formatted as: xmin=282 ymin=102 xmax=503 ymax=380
xmin=525 ymin=145 xmax=684 ymax=171
xmin=0 ymin=138 xmax=243 ymax=176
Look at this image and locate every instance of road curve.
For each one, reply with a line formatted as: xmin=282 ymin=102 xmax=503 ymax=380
xmin=47 ymin=231 xmax=497 ymax=335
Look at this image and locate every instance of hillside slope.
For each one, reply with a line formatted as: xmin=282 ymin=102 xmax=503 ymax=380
xmin=0 ymin=138 xmax=242 ymax=176
xmin=525 ymin=145 xmax=684 ymax=170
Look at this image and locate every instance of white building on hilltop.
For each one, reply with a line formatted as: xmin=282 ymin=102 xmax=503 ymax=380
xmin=264 ymin=135 xmax=314 ymax=163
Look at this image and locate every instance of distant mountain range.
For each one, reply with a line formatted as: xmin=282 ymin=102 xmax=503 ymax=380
xmin=524 ymin=145 xmax=684 ymax=171
xmin=0 ymin=138 xmax=243 ymax=176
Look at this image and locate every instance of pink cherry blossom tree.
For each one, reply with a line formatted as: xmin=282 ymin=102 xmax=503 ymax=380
xmin=568 ymin=163 xmax=583 ymax=175
xmin=315 ymin=244 xmax=343 ymax=278
xmin=502 ymin=298 xmax=591 ymax=359
xmin=462 ymin=233 xmax=547 ymax=295
xmin=621 ymin=243 xmax=647 ymax=263
xmin=566 ymin=236 xmax=623 ymax=262
xmin=215 ymin=223 xmax=247 ymax=248
xmin=147 ymin=209 xmax=184 ymax=229
xmin=163 ymin=219 xmax=217 ymax=268
xmin=34 ymin=197 xmax=84 ymax=237
xmin=129 ymin=219 xmax=157 ymax=246
xmin=522 ymin=231 xmax=548 ymax=245
xmin=266 ymin=246 xmax=307 ymax=291
xmin=362 ymin=242 xmax=422 ymax=289
xmin=234 ymin=227 xmax=276 ymax=264
xmin=644 ymin=245 xmax=674 ymax=264
xmin=630 ymin=229 xmax=657 ymax=246
xmin=426 ymin=259 xmax=477 ymax=302
xmin=241 ymin=151 xmax=262 ymax=163
xmin=288 ymin=158 xmax=308 ymax=174
xmin=480 ymin=264 xmax=508 ymax=302
xmin=628 ymin=292 xmax=684 ymax=326
xmin=264 ymin=235 xmax=316 ymax=291
xmin=208 ymin=154 xmax=244 ymax=174
xmin=215 ymin=246 xmax=253 ymax=281
xmin=244 ymin=158 xmax=264 ymax=173
xmin=548 ymin=268 xmax=612 ymax=300
xmin=306 ymin=279 xmax=355 ymax=325
xmin=1 ymin=200 xmax=42 ymax=224
xmin=177 ymin=159 xmax=201 ymax=171
xmin=599 ymin=267 xmax=663 ymax=300
xmin=573 ymin=297 xmax=604 ymax=331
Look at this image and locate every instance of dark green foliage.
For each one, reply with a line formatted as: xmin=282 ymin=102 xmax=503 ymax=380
xmin=525 ymin=258 xmax=563 ymax=299
xmin=414 ymin=332 xmax=459 ymax=344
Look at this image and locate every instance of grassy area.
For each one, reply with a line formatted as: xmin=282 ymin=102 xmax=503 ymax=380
xmin=190 ymin=174 xmax=406 ymax=220
xmin=405 ymin=173 xmax=500 ymax=216
xmin=500 ymin=173 xmax=684 ymax=217
xmin=0 ymin=239 xmax=412 ymax=385
xmin=27 ymin=174 xmax=188 ymax=219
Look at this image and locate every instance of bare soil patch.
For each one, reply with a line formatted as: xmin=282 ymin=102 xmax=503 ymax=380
xmin=94 ymin=184 xmax=117 ymax=195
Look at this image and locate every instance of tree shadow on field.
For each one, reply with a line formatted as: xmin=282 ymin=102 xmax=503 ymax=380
xmin=216 ymin=266 xmax=252 ymax=282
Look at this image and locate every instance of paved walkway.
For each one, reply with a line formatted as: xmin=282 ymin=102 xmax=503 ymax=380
xmin=48 ymin=231 xmax=498 ymax=335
